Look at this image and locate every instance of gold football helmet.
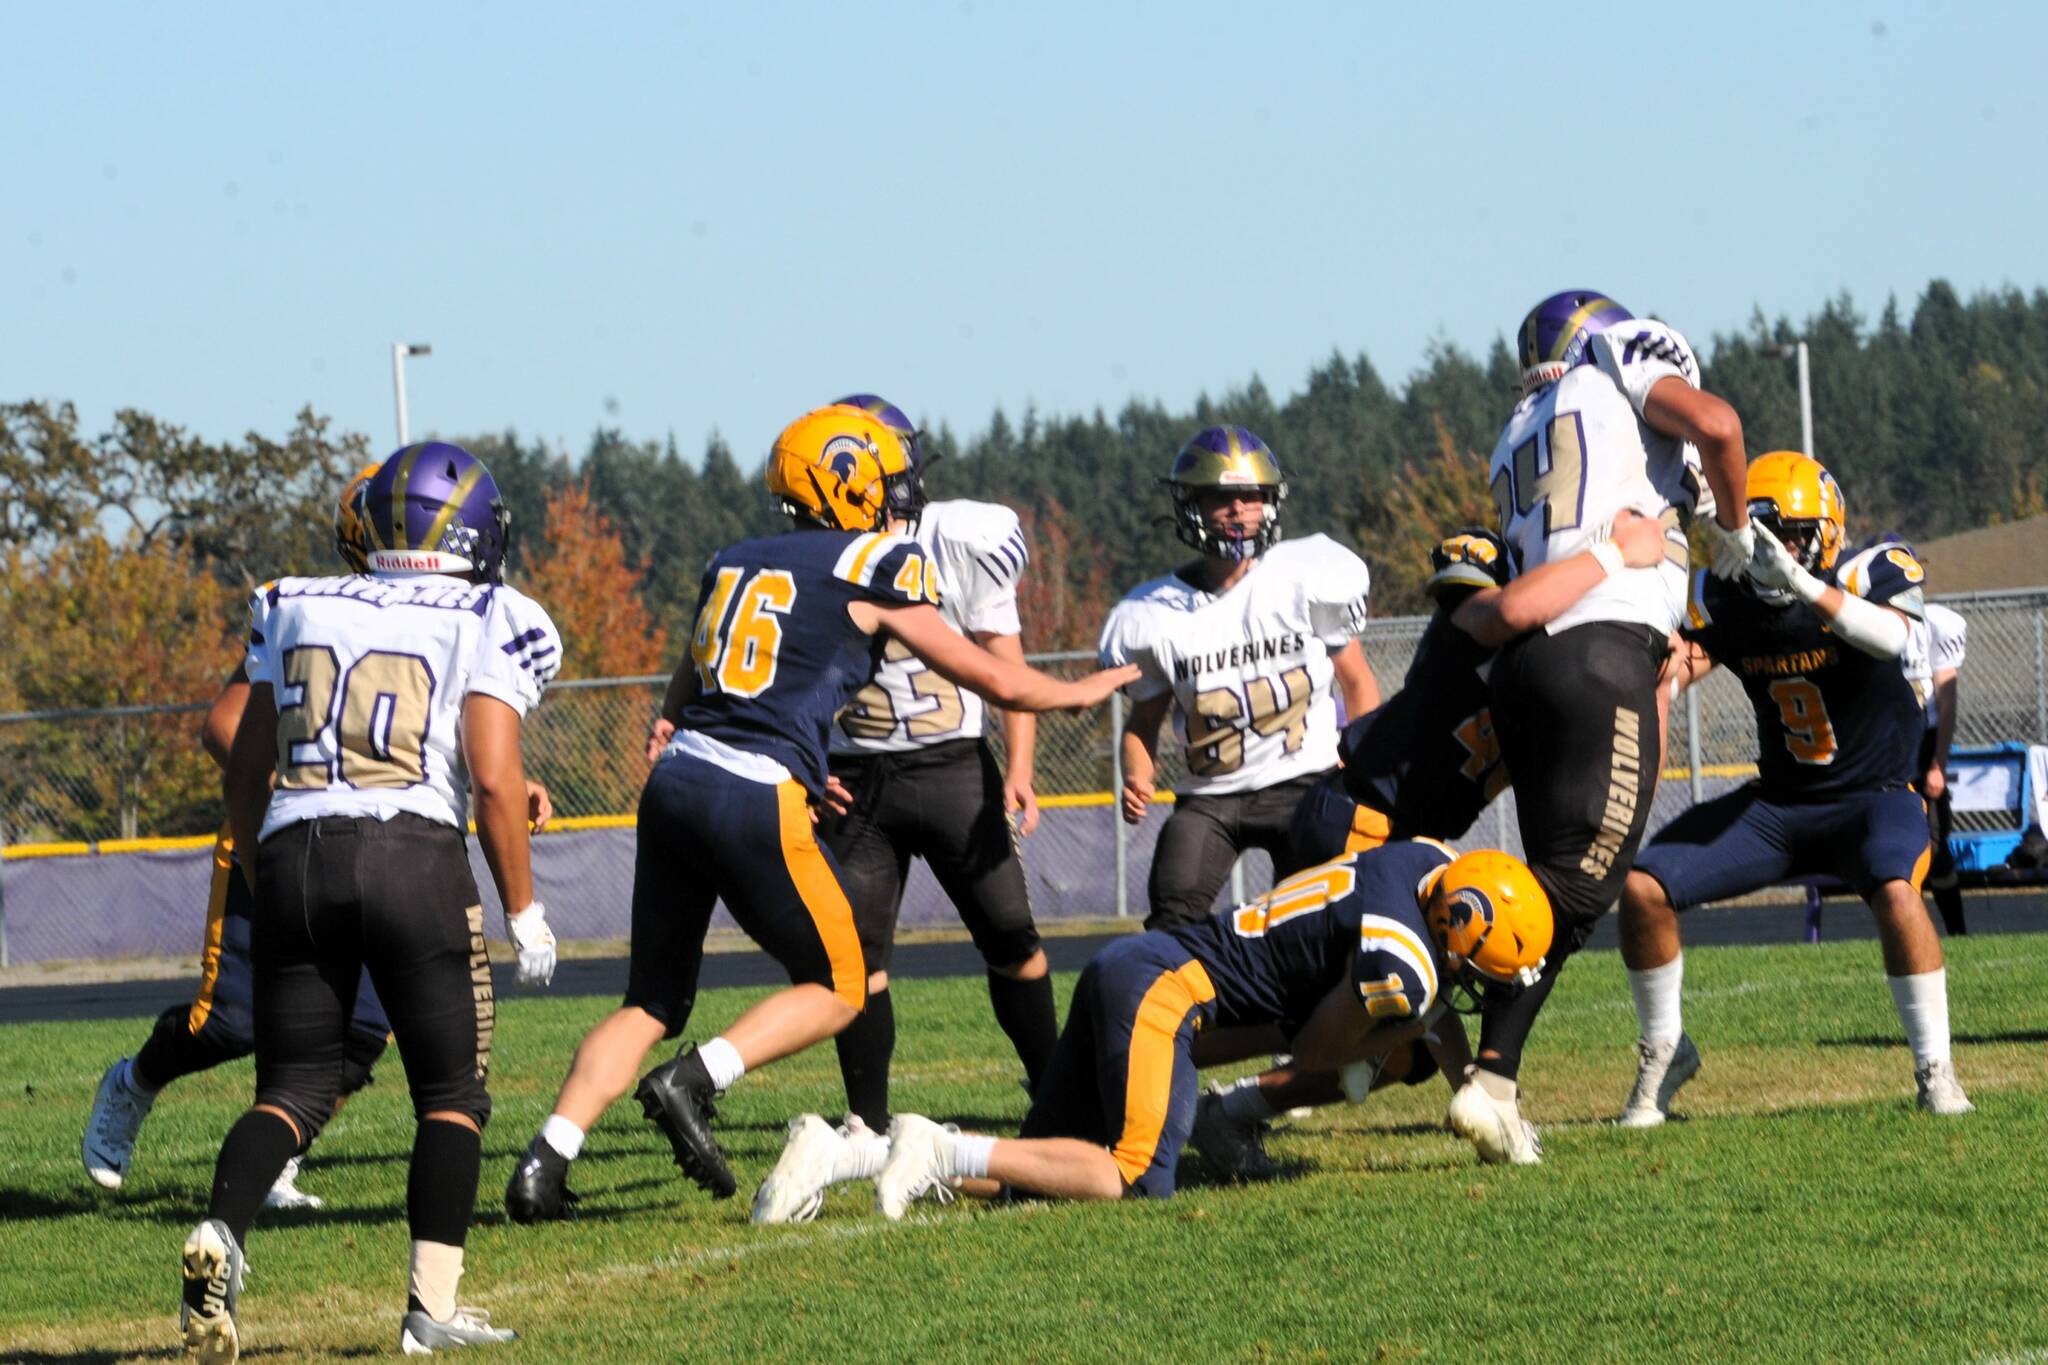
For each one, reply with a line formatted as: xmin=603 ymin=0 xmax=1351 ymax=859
xmin=766 ymin=404 xmax=918 ymax=533
xmin=334 ymin=461 xmax=384 ymax=573
xmin=1424 ymin=850 xmax=1553 ymax=1008
xmin=1745 ymin=450 xmax=1845 ymax=575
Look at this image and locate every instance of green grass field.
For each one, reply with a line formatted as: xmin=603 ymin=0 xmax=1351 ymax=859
xmin=5 ymin=934 xmax=2047 ymax=1363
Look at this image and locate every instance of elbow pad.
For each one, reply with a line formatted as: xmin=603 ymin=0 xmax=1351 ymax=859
xmin=1826 ymin=590 xmax=1909 ymax=659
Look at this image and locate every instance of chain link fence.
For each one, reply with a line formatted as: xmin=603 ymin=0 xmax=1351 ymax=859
xmin=5 ymin=590 xmax=2046 ymax=963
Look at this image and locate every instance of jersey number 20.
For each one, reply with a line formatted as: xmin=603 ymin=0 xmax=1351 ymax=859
xmin=692 ymin=568 xmax=796 ymax=698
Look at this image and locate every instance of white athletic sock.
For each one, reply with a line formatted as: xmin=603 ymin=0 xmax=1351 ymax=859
xmin=831 ymin=1123 xmax=891 ymax=1183
xmin=1888 ymin=970 xmax=1952 ymax=1069
xmin=1217 ymin=1076 xmax=1279 ymax=1123
xmin=540 ymin=1114 xmax=585 ymax=1161
xmin=1472 ymin=1067 xmax=1517 ymax=1103
xmin=699 ymin=1037 xmax=746 ymax=1091
xmin=1627 ymin=955 xmax=1685 ymax=1044
xmin=409 ymin=1240 xmax=464 ymax=1323
xmin=943 ymin=1132 xmax=996 ymax=1181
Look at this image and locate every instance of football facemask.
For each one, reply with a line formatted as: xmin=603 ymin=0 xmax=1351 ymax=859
xmin=1162 ymin=426 xmax=1287 ymax=563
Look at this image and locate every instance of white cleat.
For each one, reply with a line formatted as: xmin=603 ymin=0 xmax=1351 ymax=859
xmin=1915 ymin=1058 xmax=1975 ymax=1116
xmin=753 ymin=1114 xmax=848 ymax=1225
xmin=179 ymin=1218 xmax=245 ymax=1365
xmin=1448 ymin=1079 xmax=1542 ymax=1165
xmin=1618 ymin=1033 xmax=1702 ymax=1129
xmin=874 ymin=1114 xmax=957 ymax=1221
xmin=83 ymin=1058 xmax=155 ymax=1190
xmin=399 ymin=1306 xmax=517 ymax=1354
xmin=261 ymin=1155 xmax=324 ymax=1211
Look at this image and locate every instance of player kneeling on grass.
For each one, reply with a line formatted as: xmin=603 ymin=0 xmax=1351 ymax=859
xmin=750 ymin=842 xmax=1550 ymax=1220
xmin=1616 ymin=452 xmax=1972 ymax=1127
xmin=184 ymin=444 xmax=562 ymax=1361
xmin=504 ymin=405 xmax=1134 ymax=1224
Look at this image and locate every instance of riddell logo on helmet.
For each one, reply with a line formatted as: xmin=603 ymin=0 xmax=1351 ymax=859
xmin=370 ymin=551 xmax=462 ymax=572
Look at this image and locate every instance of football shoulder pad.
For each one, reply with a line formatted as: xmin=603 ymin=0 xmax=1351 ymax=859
xmin=1269 ymin=535 xmax=1371 ymax=641
xmin=1590 ymin=319 xmax=1700 ymax=416
xmin=1353 ymin=910 xmax=1440 ymax=1022
xmin=1835 ymin=544 xmax=1926 ymax=619
xmin=928 ymin=499 xmax=1029 ymax=588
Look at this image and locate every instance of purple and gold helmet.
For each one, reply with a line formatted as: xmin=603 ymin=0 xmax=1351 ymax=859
xmin=1517 ymin=291 xmax=1634 ymax=393
xmin=360 ymin=442 xmax=513 ymax=582
xmin=833 ymin=393 xmax=929 ymax=521
xmin=1163 ymin=426 xmax=1288 ymax=562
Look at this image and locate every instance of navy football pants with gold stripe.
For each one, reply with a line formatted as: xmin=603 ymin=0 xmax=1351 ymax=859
xmin=1019 ymin=933 xmax=1217 ymax=1199
xmin=625 ymin=752 xmax=866 ymax=1036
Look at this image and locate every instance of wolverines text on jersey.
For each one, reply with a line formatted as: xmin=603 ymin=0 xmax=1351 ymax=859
xmin=1098 ymin=534 xmax=1370 ymax=796
xmin=679 ymin=528 xmax=935 ymax=796
xmin=836 ymin=499 xmax=1029 ymax=754
xmin=1682 ymin=542 xmax=1927 ymax=797
xmin=245 ymin=574 xmax=561 ymax=840
xmin=1488 ymin=321 xmax=1703 ymax=636
xmin=1170 ymin=840 xmax=1453 ymax=1034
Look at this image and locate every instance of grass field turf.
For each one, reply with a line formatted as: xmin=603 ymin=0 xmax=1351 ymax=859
xmin=3 ymin=933 xmax=2046 ymax=1363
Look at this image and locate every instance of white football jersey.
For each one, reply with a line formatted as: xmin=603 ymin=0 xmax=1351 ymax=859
xmin=1901 ymin=600 xmax=1967 ymax=729
xmin=835 ymin=499 xmax=1030 ymax=754
xmin=1098 ymin=534 xmax=1370 ymax=796
xmin=244 ymin=574 xmax=562 ymax=839
xmin=1488 ymin=320 xmax=1705 ymax=636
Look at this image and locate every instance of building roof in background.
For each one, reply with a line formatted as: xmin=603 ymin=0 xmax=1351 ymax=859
xmin=1919 ymin=515 xmax=2048 ymax=594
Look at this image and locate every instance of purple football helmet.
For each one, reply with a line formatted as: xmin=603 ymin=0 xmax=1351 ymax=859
xmin=1517 ymin=291 xmax=1634 ymax=393
xmin=360 ymin=442 xmax=513 ymax=582
xmin=833 ymin=393 xmax=929 ymax=520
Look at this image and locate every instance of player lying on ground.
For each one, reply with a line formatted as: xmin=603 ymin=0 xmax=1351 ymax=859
xmin=1617 ymin=451 xmax=1972 ymax=1126
xmin=505 ymin=405 xmax=1135 ymax=1224
xmin=747 ymin=842 xmax=1551 ymax=1221
xmin=181 ymin=442 xmax=562 ymax=1361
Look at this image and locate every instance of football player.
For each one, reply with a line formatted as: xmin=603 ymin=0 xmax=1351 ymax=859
xmin=1195 ymin=513 xmax=1672 ymax=1180
xmin=1100 ymin=426 xmax=1379 ymax=930
xmin=749 ymin=843 xmax=1550 ymax=1218
xmin=1455 ymin=291 xmax=1754 ymax=1165
xmin=504 ymin=405 xmax=1134 ymax=1224
xmin=83 ymin=465 xmax=398 ymax=1211
xmin=1616 ymin=452 xmax=1972 ymax=1126
xmin=818 ymin=393 xmax=1058 ymax=1132
xmin=1290 ymin=513 xmax=1675 ymax=865
xmin=184 ymin=443 xmax=562 ymax=1360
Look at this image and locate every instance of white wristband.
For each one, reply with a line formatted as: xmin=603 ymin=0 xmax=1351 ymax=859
xmin=1588 ymin=540 xmax=1626 ymax=578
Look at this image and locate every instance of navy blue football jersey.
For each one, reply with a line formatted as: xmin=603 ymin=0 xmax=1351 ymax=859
xmin=679 ymin=528 xmax=937 ymax=795
xmin=1338 ymin=612 xmax=1507 ymax=839
xmin=1682 ymin=547 xmax=1925 ymax=797
xmin=1172 ymin=840 xmax=1454 ymax=1034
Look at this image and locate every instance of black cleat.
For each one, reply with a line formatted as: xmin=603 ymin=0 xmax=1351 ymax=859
xmin=504 ymin=1136 xmax=580 ymax=1224
xmin=634 ymin=1047 xmax=737 ymax=1199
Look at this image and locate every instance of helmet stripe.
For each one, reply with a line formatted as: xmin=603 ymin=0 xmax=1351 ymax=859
xmin=388 ymin=444 xmax=424 ymax=548
xmin=1546 ymin=296 xmax=1621 ymax=362
xmin=419 ymin=458 xmax=489 ymax=558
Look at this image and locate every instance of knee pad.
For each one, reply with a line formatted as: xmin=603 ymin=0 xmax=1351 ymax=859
xmin=411 ymin=1074 xmax=492 ymax=1132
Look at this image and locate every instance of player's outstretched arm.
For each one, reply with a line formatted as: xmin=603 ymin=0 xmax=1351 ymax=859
xmin=222 ymin=683 xmax=279 ymax=891
xmin=867 ymin=602 xmax=1138 ymax=712
xmin=1747 ymin=535 xmax=1910 ymax=658
xmin=1452 ymin=512 xmax=1669 ymax=647
xmin=1645 ymin=378 xmax=1752 ymax=577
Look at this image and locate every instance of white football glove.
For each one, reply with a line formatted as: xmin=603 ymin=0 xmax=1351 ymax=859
xmin=1704 ymin=520 xmax=1756 ymax=581
xmin=506 ymin=901 xmax=557 ymax=988
xmin=1747 ymin=531 xmax=1824 ymax=603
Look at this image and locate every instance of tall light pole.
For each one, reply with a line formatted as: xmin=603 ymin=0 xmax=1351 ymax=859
xmin=391 ymin=342 xmax=432 ymax=446
xmin=1774 ymin=341 xmax=1814 ymax=458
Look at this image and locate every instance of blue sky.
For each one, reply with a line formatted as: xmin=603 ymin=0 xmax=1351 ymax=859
xmin=9 ymin=2 xmax=2044 ymax=467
